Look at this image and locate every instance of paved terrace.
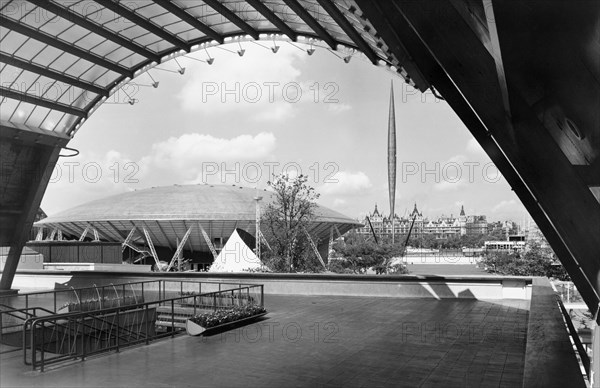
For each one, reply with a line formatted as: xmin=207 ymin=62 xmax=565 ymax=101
xmin=2 ymin=294 xmax=530 ymax=387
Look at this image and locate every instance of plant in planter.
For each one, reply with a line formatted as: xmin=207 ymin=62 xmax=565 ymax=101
xmin=186 ymin=304 xmax=267 ymax=336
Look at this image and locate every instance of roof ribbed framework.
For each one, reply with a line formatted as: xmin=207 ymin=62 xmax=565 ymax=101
xmin=0 ymin=0 xmax=427 ymax=138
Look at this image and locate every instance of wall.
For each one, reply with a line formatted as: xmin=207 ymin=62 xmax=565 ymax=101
xmin=9 ymin=271 xmax=532 ymax=300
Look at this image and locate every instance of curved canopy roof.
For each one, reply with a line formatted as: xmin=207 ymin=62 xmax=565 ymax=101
xmin=35 ymin=184 xmax=361 ymax=250
xmin=0 ymin=0 xmax=428 ymax=138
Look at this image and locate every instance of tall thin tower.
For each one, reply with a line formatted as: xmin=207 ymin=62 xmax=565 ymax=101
xmin=388 ymin=81 xmax=397 ymax=244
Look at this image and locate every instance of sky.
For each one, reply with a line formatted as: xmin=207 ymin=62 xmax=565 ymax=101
xmin=41 ymin=42 xmax=529 ymax=223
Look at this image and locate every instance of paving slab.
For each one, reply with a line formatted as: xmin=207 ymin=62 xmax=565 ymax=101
xmin=1 ymin=294 xmax=529 ymax=387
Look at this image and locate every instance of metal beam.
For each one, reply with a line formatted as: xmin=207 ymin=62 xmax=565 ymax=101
xmin=303 ymin=227 xmax=327 ymax=270
xmin=1 ymin=16 xmax=131 ymax=76
xmin=142 ymin=227 xmax=162 ymax=270
xmin=246 ymin=0 xmax=297 ymax=41
xmin=0 ymin=54 xmax=108 ymax=97
xmin=199 ymin=223 xmax=218 ymax=259
xmin=79 ymin=226 xmax=89 ymax=242
xmin=27 ymin=0 xmax=160 ymax=62
xmin=202 ymin=0 xmax=260 ymax=40
xmin=95 ymin=0 xmax=190 ymax=52
xmin=152 ymin=0 xmax=224 ymax=44
xmin=315 ymin=0 xmax=379 ymax=64
xmin=0 ymin=86 xmax=87 ymax=117
xmin=166 ymin=226 xmax=193 ymax=272
xmin=282 ymin=0 xmax=337 ymax=49
xmin=122 ymin=226 xmax=138 ymax=249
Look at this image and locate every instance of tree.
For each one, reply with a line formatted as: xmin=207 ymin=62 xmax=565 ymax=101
xmin=480 ymin=241 xmax=570 ymax=280
xmin=330 ymin=234 xmax=409 ymax=274
xmin=261 ymin=174 xmax=322 ymax=272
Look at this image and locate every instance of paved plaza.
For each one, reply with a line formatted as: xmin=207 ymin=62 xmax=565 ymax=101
xmin=1 ymin=294 xmax=529 ymax=387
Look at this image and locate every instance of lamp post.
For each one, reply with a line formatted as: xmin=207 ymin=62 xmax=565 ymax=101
xmin=254 ymin=194 xmax=263 ymax=261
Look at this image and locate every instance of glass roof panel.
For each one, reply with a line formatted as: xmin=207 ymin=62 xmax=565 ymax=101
xmin=0 ymin=30 xmax=31 ymax=56
xmin=224 ymin=1 xmax=275 ymax=30
xmin=297 ymin=0 xmax=353 ymax=45
xmin=173 ymin=26 xmax=205 ymax=43
xmin=0 ymin=97 xmax=19 ymax=121
xmin=11 ymin=66 xmax=39 ymax=90
xmin=23 ymin=105 xmax=52 ymax=128
xmin=0 ymin=64 xmax=22 ymax=86
xmin=79 ymin=67 xmax=118 ymax=88
xmin=265 ymin=0 xmax=311 ymax=31
xmin=133 ymin=34 xmax=173 ymax=53
xmin=39 ymin=109 xmax=66 ymax=132
xmin=54 ymin=112 xmax=78 ymax=135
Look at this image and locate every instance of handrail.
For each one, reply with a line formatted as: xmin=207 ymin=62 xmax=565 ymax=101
xmin=1 ymin=306 xmax=55 ymax=320
xmin=1 ymin=306 xmax=56 ymax=354
xmin=24 ymin=283 xmax=264 ymax=371
xmin=0 ymin=280 xmax=160 ymax=299
xmin=556 ymin=296 xmax=590 ymax=376
xmin=0 ymin=279 xmax=260 ymax=313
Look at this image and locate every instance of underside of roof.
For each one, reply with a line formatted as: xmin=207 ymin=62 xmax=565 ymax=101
xmin=0 ymin=0 xmax=428 ymax=138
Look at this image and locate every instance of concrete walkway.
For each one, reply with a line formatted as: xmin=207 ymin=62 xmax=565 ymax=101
xmin=1 ymin=295 xmax=529 ymax=387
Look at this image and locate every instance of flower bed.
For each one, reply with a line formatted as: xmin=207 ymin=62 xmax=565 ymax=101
xmin=186 ymin=304 xmax=267 ymax=336
xmin=178 ymin=291 xmax=256 ymax=308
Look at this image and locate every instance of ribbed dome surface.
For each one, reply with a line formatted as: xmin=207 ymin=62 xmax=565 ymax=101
xmin=36 ymin=184 xmax=360 ymax=250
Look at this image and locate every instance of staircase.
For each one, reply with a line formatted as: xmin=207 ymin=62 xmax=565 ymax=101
xmin=155 ymin=306 xmax=197 ymax=331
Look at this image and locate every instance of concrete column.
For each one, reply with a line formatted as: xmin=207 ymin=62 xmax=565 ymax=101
xmin=0 ymin=124 xmax=68 ymax=292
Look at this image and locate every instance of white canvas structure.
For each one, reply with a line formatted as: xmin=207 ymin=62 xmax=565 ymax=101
xmin=208 ymin=230 xmax=262 ymax=272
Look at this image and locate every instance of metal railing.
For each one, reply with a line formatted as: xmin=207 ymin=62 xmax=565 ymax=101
xmin=0 ymin=280 xmax=162 ymax=314
xmin=556 ymin=297 xmax=590 ymax=377
xmin=0 ymin=279 xmax=258 ymax=313
xmin=0 ymin=306 xmax=55 ymax=354
xmin=23 ymin=284 xmax=264 ymax=371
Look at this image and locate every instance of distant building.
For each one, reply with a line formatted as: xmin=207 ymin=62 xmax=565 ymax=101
xmin=357 ymin=204 xmax=488 ymax=240
xmin=484 ymin=240 xmax=526 ymax=252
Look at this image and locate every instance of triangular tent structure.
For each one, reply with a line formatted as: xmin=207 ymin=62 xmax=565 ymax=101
xmin=208 ymin=229 xmax=262 ymax=272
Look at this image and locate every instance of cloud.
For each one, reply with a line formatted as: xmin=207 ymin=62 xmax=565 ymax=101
xmin=177 ymin=44 xmax=305 ymax=121
xmin=433 ymin=179 xmax=466 ymax=191
xmin=492 ymin=199 xmax=517 ymax=213
xmin=42 ymin=150 xmax=140 ymax=214
xmin=138 ymin=132 xmax=276 ymax=182
xmin=319 ymin=171 xmax=372 ymax=196
xmin=326 ymin=103 xmax=352 ymax=113
xmin=333 ymin=198 xmax=348 ymax=207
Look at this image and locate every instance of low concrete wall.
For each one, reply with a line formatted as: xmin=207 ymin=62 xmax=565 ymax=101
xmin=402 ymin=255 xmax=482 ymax=265
xmin=8 ymin=271 xmax=532 ymax=300
xmin=43 ymin=263 xmax=151 ymax=272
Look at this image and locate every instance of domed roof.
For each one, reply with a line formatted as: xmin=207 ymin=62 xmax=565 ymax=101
xmin=38 ymin=184 xmax=356 ymax=224
xmin=35 ymin=184 xmax=360 ymax=251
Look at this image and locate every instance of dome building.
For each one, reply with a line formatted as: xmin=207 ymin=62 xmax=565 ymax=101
xmin=33 ymin=184 xmax=361 ymax=270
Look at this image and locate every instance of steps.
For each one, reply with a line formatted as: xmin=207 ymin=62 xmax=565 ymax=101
xmin=155 ymin=305 xmax=212 ymax=331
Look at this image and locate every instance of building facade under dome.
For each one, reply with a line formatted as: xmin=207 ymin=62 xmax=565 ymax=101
xmin=33 ymin=184 xmax=361 ymax=269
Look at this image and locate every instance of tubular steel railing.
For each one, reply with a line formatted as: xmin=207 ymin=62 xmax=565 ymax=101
xmin=0 ymin=306 xmax=55 ymax=354
xmin=0 ymin=280 xmax=162 ymax=314
xmin=556 ymin=297 xmax=590 ymax=377
xmin=22 ymin=284 xmax=264 ymax=371
xmin=0 ymin=280 xmax=258 ymax=313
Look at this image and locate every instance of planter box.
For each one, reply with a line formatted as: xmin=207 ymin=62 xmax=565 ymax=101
xmin=186 ymin=312 xmax=267 ymax=336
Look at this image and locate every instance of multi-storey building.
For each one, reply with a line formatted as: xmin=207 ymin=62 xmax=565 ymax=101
xmin=358 ymin=204 xmax=488 ymax=240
